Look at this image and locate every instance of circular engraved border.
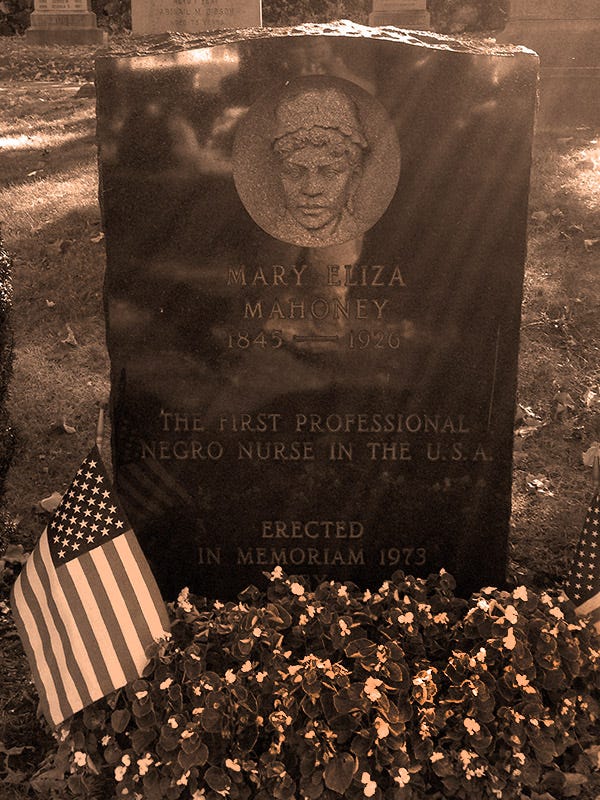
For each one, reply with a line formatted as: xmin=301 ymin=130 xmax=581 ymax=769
xmin=233 ymin=75 xmax=401 ymax=248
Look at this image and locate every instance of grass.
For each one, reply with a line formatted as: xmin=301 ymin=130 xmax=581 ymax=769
xmin=0 ymin=37 xmax=599 ymax=798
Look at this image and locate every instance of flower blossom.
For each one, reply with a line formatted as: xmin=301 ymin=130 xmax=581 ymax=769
xmin=374 ymin=716 xmax=390 ymax=739
xmin=394 ymin=767 xmax=411 ymax=787
xmin=137 ymin=754 xmax=153 ymax=776
xmin=513 ymin=586 xmax=528 ymax=602
xmin=464 ymin=717 xmax=481 ymax=735
xmin=361 ymin=772 xmax=377 ymax=797
xmin=177 ymin=587 xmax=193 ymax=613
xmin=364 ymin=676 xmax=383 ymax=701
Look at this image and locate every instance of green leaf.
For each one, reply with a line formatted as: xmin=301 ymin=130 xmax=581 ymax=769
xmin=130 ymin=728 xmax=156 ymax=754
xmin=111 ymin=709 xmax=131 ymax=734
xmin=205 ymin=766 xmax=231 ymax=793
xmin=323 ymin=753 xmax=356 ymax=795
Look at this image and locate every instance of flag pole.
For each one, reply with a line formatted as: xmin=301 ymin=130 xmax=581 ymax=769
xmin=96 ymin=404 xmax=105 ymax=455
xmin=593 ymin=454 xmax=600 ymax=491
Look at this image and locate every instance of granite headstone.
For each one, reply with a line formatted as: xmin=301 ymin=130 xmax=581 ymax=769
xmin=26 ymin=0 xmax=107 ymax=44
xmin=497 ymin=0 xmax=600 ymax=124
xmin=131 ymin=0 xmax=261 ymax=36
xmin=96 ymin=23 xmax=538 ymax=600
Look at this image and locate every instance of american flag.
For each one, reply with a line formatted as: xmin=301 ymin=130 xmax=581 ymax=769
xmin=10 ymin=447 xmax=171 ymax=727
xmin=565 ymin=491 xmax=600 ymax=632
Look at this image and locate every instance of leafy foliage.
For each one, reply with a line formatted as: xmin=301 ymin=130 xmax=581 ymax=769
xmin=36 ymin=570 xmax=600 ymax=800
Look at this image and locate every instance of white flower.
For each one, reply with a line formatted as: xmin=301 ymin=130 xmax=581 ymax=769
xmin=430 ymin=752 xmax=444 ymax=763
xmin=137 ymin=754 xmax=153 ymax=776
xmin=101 ymin=736 xmax=111 ymax=746
xmin=433 ymin=612 xmax=449 ymax=624
xmin=168 ymin=717 xmax=178 ymax=729
xmin=513 ymin=752 xmax=526 ymax=764
xmin=115 ymin=765 xmax=127 ymax=782
xmin=394 ymin=767 xmax=410 ymax=787
xmin=361 ymin=772 xmax=377 ymax=797
xmin=290 ymin=582 xmax=305 ymax=596
xmin=374 ymin=717 xmax=390 ymax=739
xmin=73 ymin=751 xmax=87 ymax=767
xmin=464 ymin=718 xmax=481 ymax=735
xmin=270 ymin=566 xmax=284 ymax=580
xmin=304 ymin=730 xmax=316 ymax=739
xmin=135 ymin=690 xmax=148 ymax=700
xmin=256 ymin=671 xmax=267 ymax=683
xmin=298 ymin=614 xmax=308 ymax=626
xmin=459 ymin=750 xmax=474 ymax=768
xmin=363 ymin=589 xmax=372 ymax=602
xmin=241 ymin=660 xmax=252 ymax=673
xmin=339 ymin=619 xmax=351 ymax=636
xmin=504 ymin=605 xmax=518 ymax=624
xmin=252 ymin=626 xmax=262 ymax=637
xmin=338 ymin=585 xmax=348 ymax=598
xmin=225 ymin=669 xmax=236 ymax=684
xmin=477 ymin=598 xmax=490 ymax=612
xmin=213 ymin=600 xmax=224 ymax=610
xmin=397 ymin=611 xmax=414 ymax=625
xmin=516 ymin=673 xmax=529 ymax=687
xmin=177 ymin=587 xmax=193 ymax=613
xmin=159 ymin=677 xmax=173 ymax=690
xmin=363 ymin=676 xmax=383 ymax=701
xmin=176 ymin=770 xmax=190 ymax=786
xmin=503 ymin=627 xmax=516 ymax=650
xmin=225 ymin=758 xmax=241 ymax=772
xmin=513 ymin=586 xmax=528 ymax=602
xmin=549 ymin=607 xmax=564 ymax=619
xmin=122 ymin=755 xmax=131 ymax=767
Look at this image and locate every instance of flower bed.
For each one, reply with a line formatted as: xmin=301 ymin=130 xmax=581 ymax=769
xmin=37 ymin=569 xmax=600 ymax=800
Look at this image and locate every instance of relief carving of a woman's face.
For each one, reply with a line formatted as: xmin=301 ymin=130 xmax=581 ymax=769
xmin=272 ymin=87 xmax=368 ymax=240
xmin=233 ymin=76 xmax=400 ymax=248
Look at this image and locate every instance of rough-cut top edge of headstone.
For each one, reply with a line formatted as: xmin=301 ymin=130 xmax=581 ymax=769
xmin=97 ymin=19 xmax=538 ymax=61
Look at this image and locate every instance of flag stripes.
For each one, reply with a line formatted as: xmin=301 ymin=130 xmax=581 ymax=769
xmin=11 ymin=447 xmax=170 ymax=727
xmin=118 ymin=457 xmax=193 ymax=522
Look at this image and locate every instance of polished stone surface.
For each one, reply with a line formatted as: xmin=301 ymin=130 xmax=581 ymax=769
xmin=96 ymin=22 xmax=538 ymax=600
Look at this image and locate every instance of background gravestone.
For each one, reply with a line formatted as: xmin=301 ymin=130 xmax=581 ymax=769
xmin=497 ymin=0 xmax=600 ymax=125
xmin=96 ymin=22 xmax=538 ymax=601
xmin=25 ymin=0 xmax=106 ymax=43
xmin=131 ymin=0 xmax=261 ymax=36
xmin=369 ymin=0 xmax=430 ymax=28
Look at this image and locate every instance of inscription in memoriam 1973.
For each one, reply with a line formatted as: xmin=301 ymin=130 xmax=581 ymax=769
xmin=96 ymin=23 xmax=538 ymax=600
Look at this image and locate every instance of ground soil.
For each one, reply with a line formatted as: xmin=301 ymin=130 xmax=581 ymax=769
xmin=0 ymin=33 xmax=599 ymax=798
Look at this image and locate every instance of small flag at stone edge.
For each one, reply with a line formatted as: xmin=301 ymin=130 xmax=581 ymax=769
xmin=10 ymin=446 xmax=171 ymax=727
xmin=565 ymin=490 xmax=600 ymax=632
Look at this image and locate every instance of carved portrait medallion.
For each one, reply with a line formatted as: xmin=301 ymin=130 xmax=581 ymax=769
xmin=233 ymin=76 xmax=401 ymax=248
